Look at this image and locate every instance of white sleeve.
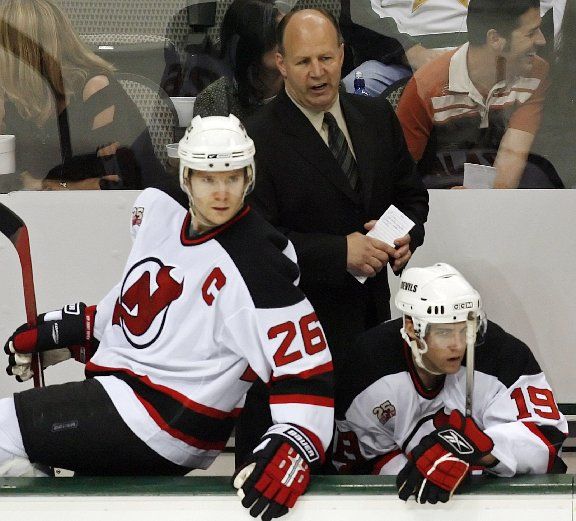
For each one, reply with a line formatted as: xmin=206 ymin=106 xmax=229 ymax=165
xmin=482 ymin=372 xmax=568 ymax=476
xmin=220 ymin=297 xmax=334 ymax=453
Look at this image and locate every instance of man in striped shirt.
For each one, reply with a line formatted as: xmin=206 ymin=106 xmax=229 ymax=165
xmin=397 ymin=0 xmax=548 ymax=188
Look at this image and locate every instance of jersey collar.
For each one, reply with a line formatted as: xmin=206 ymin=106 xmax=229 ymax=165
xmin=180 ymin=205 xmax=251 ymax=246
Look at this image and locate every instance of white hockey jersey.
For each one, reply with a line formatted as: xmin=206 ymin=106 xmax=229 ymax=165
xmin=370 ymin=0 xmax=468 ymax=38
xmin=333 ymin=318 xmax=567 ymax=477
xmin=86 ymin=188 xmax=334 ymax=469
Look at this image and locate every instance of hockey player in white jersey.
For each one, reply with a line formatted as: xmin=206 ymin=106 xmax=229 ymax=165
xmin=1 ymin=115 xmax=334 ymax=521
xmin=333 ymin=263 xmax=567 ymax=504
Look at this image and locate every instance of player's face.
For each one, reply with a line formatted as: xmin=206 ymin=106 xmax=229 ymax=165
xmin=188 ymin=169 xmax=247 ymax=233
xmin=421 ymin=322 xmax=468 ymax=375
xmin=276 ymin=11 xmax=344 ymax=113
xmin=500 ymin=8 xmax=545 ymax=76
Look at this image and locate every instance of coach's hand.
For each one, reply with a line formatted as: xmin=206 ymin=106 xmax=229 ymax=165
xmin=233 ymin=424 xmax=322 ymax=521
xmin=346 ymin=232 xmax=394 ymax=278
xmin=397 ymin=410 xmax=493 ymax=504
xmin=4 ymin=303 xmax=96 ymax=381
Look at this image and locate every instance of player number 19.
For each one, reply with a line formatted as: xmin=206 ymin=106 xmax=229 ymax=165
xmin=510 ymin=386 xmax=561 ymax=420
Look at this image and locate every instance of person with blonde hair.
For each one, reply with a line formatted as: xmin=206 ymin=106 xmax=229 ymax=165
xmin=0 ymin=0 xmax=166 ymax=190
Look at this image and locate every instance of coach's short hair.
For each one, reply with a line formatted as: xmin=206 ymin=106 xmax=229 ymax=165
xmin=276 ymin=7 xmax=343 ymax=55
xmin=467 ymin=0 xmax=540 ymax=46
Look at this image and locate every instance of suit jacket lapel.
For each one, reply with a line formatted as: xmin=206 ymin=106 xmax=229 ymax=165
xmin=340 ymin=94 xmax=377 ymax=212
xmin=273 ymin=90 xmax=360 ymax=203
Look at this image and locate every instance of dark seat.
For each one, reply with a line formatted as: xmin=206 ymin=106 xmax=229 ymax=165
xmin=380 ymin=76 xmax=410 ymax=111
xmin=116 ymin=73 xmax=178 ymax=167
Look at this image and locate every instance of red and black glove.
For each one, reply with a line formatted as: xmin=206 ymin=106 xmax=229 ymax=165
xmin=4 ymin=303 xmax=97 ymax=381
xmin=397 ymin=410 xmax=494 ymax=504
xmin=233 ymin=424 xmax=323 ymax=521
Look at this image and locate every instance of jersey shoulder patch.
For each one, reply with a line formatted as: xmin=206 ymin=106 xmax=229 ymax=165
xmin=130 ymin=188 xmax=187 ymax=233
xmin=216 ymin=209 xmax=304 ymax=309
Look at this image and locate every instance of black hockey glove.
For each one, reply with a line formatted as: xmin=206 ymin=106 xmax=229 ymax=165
xmin=233 ymin=424 xmax=323 ymax=521
xmin=4 ymin=303 xmax=97 ymax=382
xmin=397 ymin=410 xmax=493 ymax=504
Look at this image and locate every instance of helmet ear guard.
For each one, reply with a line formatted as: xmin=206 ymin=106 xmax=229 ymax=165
xmin=395 ymin=263 xmax=486 ymax=375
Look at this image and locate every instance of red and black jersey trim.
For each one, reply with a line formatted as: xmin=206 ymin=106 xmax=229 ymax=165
xmin=523 ymin=422 xmax=568 ymax=473
xmin=180 ymin=205 xmax=251 ymax=246
xmin=86 ymin=364 xmax=238 ymax=450
xmin=270 ymin=369 xmax=334 ymax=408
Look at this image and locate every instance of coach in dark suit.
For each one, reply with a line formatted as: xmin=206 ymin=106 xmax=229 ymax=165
xmin=246 ymin=8 xmax=428 ymax=363
xmin=237 ymin=8 xmax=428 ymax=466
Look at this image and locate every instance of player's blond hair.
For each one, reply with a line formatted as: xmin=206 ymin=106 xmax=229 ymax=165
xmin=0 ymin=0 xmax=115 ymax=125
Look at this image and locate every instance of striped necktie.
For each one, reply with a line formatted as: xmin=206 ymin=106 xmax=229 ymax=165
xmin=323 ymin=111 xmax=359 ymax=190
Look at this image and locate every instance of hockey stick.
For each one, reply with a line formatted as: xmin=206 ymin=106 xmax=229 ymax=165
xmin=0 ymin=202 xmax=44 ymax=388
xmin=465 ymin=311 xmax=477 ymax=417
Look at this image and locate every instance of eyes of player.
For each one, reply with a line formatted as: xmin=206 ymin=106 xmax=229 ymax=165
xmin=198 ymin=174 xmax=243 ymax=187
xmin=430 ymin=326 xmax=467 ymax=338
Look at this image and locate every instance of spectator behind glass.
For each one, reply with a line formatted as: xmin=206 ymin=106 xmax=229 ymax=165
xmin=0 ymin=0 xmax=167 ymax=191
xmin=533 ymin=0 xmax=576 ymax=188
xmin=192 ymin=0 xmax=283 ymax=121
xmin=396 ymin=0 xmax=549 ymax=189
xmin=339 ymin=0 xmax=560 ymax=97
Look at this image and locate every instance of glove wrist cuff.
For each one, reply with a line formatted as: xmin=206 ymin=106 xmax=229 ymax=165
xmin=262 ymin=423 xmax=324 ymax=468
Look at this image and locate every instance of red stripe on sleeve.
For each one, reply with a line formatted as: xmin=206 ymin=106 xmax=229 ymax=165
xmin=269 ymin=394 xmax=334 ymax=408
xmin=522 ymin=422 xmax=556 ymax=472
xmin=271 ymin=361 xmax=334 ymax=382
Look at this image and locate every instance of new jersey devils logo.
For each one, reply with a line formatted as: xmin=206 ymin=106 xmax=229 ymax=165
xmin=112 ymin=257 xmax=184 ymax=348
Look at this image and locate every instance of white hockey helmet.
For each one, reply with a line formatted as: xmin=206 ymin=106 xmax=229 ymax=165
xmin=178 ymin=114 xmax=256 ymax=201
xmin=395 ymin=263 xmax=485 ymax=374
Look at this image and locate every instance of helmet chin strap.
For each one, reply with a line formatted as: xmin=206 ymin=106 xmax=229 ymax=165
xmin=185 ymin=192 xmax=217 ymax=234
xmin=189 ymin=205 xmax=217 ymax=233
xmin=400 ymin=325 xmax=444 ymax=377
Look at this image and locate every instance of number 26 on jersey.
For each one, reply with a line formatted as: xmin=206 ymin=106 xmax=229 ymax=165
xmin=268 ymin=313 xmax=327 ymax=367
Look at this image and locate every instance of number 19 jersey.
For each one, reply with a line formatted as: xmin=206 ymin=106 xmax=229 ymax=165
xmin=333 ymin=318 xmax=567 ymax=477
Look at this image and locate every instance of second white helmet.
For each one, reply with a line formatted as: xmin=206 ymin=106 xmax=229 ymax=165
xmin=395 ymin=263 xmax=485 ymax=374
xmin=395 ymin=262 xmax=482 ymax=338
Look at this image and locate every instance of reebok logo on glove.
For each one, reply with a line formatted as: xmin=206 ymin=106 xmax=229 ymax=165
xmin=437 ymin=429 xmax=474 ymax=456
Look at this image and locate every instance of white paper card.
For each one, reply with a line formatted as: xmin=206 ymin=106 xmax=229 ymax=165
xmin=355 ymin=205 xmax=415 ymax=284
xmin=463 ymin=162 xmax=497 ymax=189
